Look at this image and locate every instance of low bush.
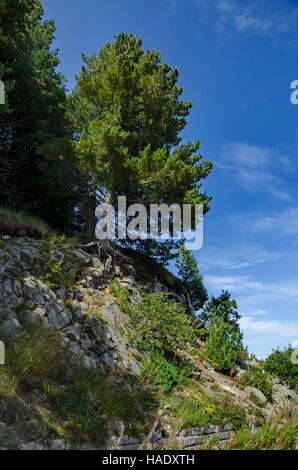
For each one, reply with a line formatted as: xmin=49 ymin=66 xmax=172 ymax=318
xmin=167 ymin=390 xmax=246 ymax=431
xmin=226 ymin=416 xmax=297 ymax=450
xmin=108 ymin=279 xmax=130 ymax=309
xmin=46 ymin=369 xmax=156 ymax=443
xmin=241 ymin=365 xmax=273 ymax=400
xmin=32 ymin=236 xmax=76 ymax=289
xmin=125 ymin=292 xmax=196 ymax=353
xmin=3 ymin=327 xmax=77 ymax=388
xmin=141 ymin=352 xmax=179 ymax=394
xmin=264 ymin=346 xmax=298 ymax=389
xmin=204 ymin=318 xmax=240 ymax=372
xmin=141 ymin=351 xmax=192 ymax=394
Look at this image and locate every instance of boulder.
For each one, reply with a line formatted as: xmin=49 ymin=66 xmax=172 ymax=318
xmin=48 ymin=307 xmax=72 ymax=330
xmin=20 ymin=247 xmax=34 ymax=266
xmin=64 ymin=323 xmax=81 ymax=341
xmin=244 ymin=386 xmax=267 ymax=404
xmin=272 ymin=383 xmax=298 ymax=406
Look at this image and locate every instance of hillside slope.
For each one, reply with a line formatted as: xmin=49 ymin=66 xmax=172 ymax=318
xmin=0 ymin=236 xmax=297 ymax=450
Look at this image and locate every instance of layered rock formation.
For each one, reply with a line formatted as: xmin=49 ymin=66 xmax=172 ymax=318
xmin=0 ymin=237 xmax=297 ymax=450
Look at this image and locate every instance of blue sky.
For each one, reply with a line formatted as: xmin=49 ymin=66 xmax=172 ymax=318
xmin=42 ymin=0 xmax=298 ymax=358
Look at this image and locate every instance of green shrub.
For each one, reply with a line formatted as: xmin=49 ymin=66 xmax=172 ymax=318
xmin=264 ymin=346 xmax=298 ymax=389
xmin=46 ymin=368 xmax=156 ymax=443
xmin=4 ymin=327 xmax=77 ymax=387
xmin=201 ymin=290 xmax=243 ymax=343
xmin=141 ymin=352 xmax=179 ymax=394
xmin=241 ymin=365 xmax=273 ymax=400
xmin=167 ymin=391 xmax=246 ymax=431
xmin=141 ymin=352 xmax=192 ymax=394
xmin=188 ymin=349 xmax=201 ymax=357
xmin=226 ymin=417 xmax=297 ymax=450
xmin=108 ymin=279 xmax=130 ymax=308
xmin=32 ymin=236 xmax=76 ymax=289
xmin=126 ymin=292 xmax=196 ymax=353
xmin=0 ymin=325 xmax=157 ymax=445
xmin=204 ymin=318 xmax=239 ymax=372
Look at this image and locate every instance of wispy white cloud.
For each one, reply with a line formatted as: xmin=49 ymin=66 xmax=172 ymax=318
xmin=233 ymin=6 xmax=275 ymax=34
xmin=213 ymin=208 xmax=298 ymax=247
xmin=252 ymin=207 xmax=298 ymax=236
xmin=194 ymin=0 xmax=298 ymax=45
xmin=205 ymin=273 xmax=298 ymax=302
xmin=200 ymin=243 xmax=282 ymax=271
xmin=217 ymin=0 xmax=236 ymax=13
xmin=205 ymin=273 xmax=263 ymax=292
xmin=216 ymin=1 xmax=298 ymax=37
xmin=205 ymin=272 xmax=298 ymax=344
xmin=240 ymin=316 xmax=298 ymax=337
xmin=217 ymin=142 xmax=294 ymax=202
xmin=246 ymin=309 xmax=269 ymax=316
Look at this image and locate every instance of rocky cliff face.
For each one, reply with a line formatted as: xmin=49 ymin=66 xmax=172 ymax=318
xmin=0 ymin=237 xmax=191 ymax=375
xmin=1 ymin=238 xmax=139 ymax=375
xmin=0 ymin=237 xmax=297 ymax=450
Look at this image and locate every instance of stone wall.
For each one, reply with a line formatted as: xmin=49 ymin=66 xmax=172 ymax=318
xmin=15 ymin=423 xmax=237 ymax=450
xmin=16 ymin=421 xmax=272 ymax=451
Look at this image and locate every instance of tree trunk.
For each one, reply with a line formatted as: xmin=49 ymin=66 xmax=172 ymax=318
xmin=85 ymin=193 xmax=97 ymax=235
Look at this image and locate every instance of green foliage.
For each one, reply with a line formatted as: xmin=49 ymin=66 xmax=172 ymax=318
xmin=32 ymin=237 xmax=76 ymax=289
xmin=68 ymin=32 xmax=212 ymax=248
xmin=0 ymin=0 xmax=79 ymax=232
xmin=201 ymin=290 xmax=241 ymax=331
xmin=1 ymin=327 xmax=76 ymax=390
xmin=167 ymin=390 xmax=246 ymax=431
xmin=141 ymin=352 xmax=179 ymax=394
xmin=241 ymin=365 xmax=273 ymax=400
xmin=0 ymin=208 xmax=51 ymax=238
xmin=125 ymin=292 xmax=196 ymax=353
xmin=108 ymin=279 xmax=130 ymax=308
xmin=226 ymin=416 xmax=297 ymax=450
xmin=176 ymin=245 xmax=208 ymax=310
xmin=200 ymin=290 xmax=243 ymax=352
xmin=204 ymin=318 xmax=241 ymax=372
xmin=47 ymin=369 xmax=156 ymax=443
xmin=264 ymin=345 xmax=298 ymax=389
xmin=141 ymin=351 xmax=192 ymax=394
xmin=0 ymin=325 xmax=156 ymax=444
xmin=188 ymin=348 xmax=201 ymax=357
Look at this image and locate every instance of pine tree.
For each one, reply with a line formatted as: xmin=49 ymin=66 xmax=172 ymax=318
xmin=201 ymin=290 xmax=242 ymax=341
xmin=0 ymin=0 xmax=78 ymax=231
xmin=176 ymin=245 xmax=208 ymax=311
xmin=68 ymin=33 xmax=213 ymax=256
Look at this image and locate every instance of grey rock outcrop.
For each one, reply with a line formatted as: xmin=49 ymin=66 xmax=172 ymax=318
xmin=244 ymin=386 xmax=267 ymax=404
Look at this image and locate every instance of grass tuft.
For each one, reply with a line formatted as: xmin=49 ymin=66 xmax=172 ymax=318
xmin=0 ymin=208 xmax=51 ymax=239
